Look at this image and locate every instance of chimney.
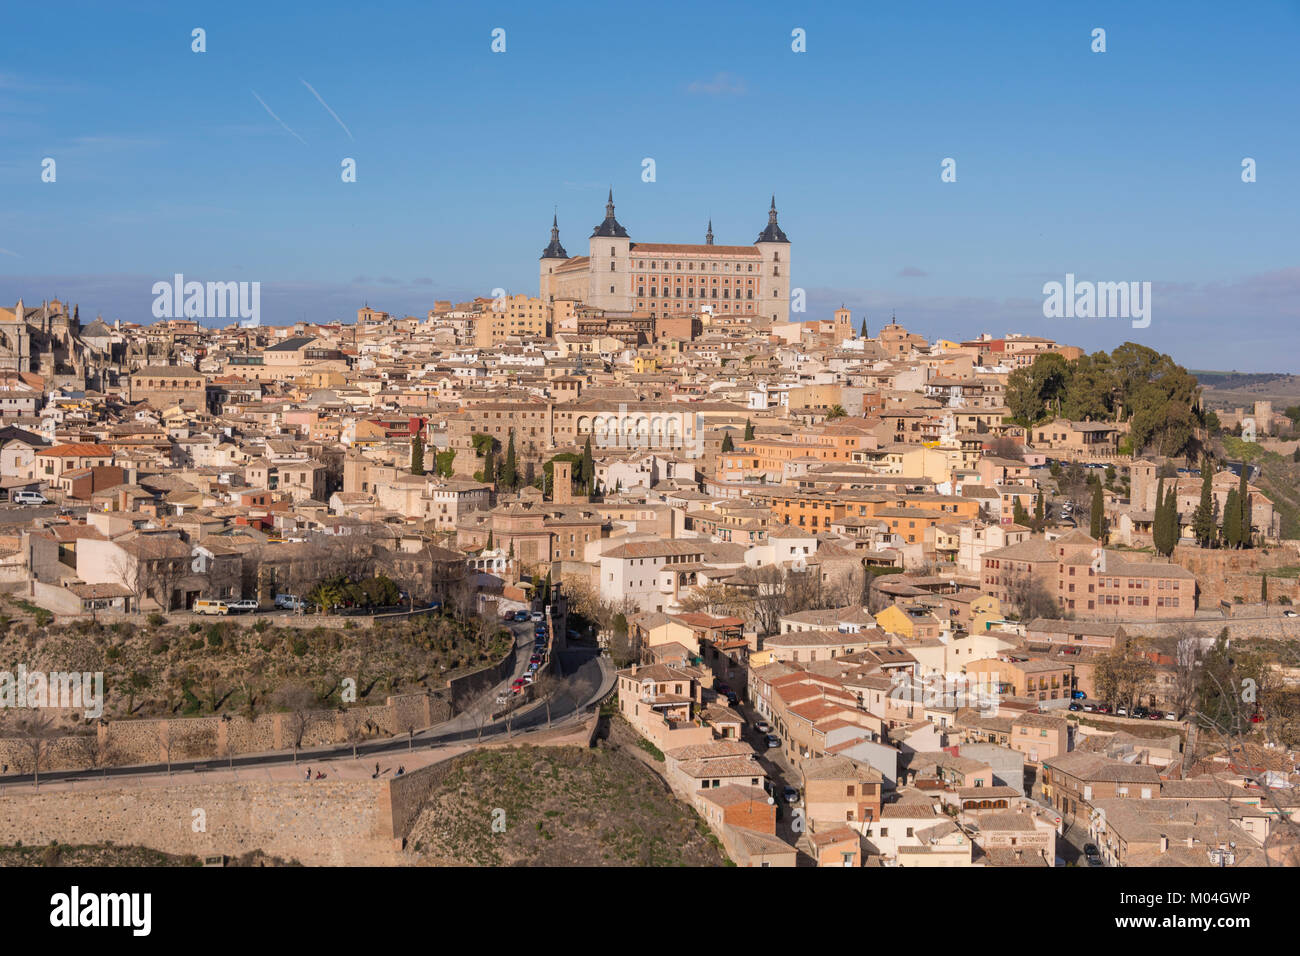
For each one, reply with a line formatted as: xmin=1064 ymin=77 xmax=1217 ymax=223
xmin=631 ymin=663 xmax=638 ymax=676
xmin=1159 ymin=834 xmax=1168 ymax=852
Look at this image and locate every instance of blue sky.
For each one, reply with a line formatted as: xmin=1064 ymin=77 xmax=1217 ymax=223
xmin=1 ymin=0 xmax=1297 ymax=369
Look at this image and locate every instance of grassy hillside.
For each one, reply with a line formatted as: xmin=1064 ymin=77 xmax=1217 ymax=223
xmin=406 ymin=744 xmax=729 ymax=867
xmin=1219 ymin=436 xmax=1300 ymax=539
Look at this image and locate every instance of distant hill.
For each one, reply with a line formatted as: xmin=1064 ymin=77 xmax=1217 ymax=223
xmin=1193 ymin=371 xmax=1295 ymax=390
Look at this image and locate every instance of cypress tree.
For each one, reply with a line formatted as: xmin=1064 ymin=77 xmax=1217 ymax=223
xmin=484 ymin=449 xmax=496 ymax=484
xmin=1262 ymin=574 xmax=1268 ymax=603
xmin=1034 ymin=493 xmax=1044 ymax=525
xmin=1192 ymin=457 xmax=1216 ymax=547
xmin=1090 ymin=481 xmax=1104 ymax=540
xmin=1013 ymin=498 xmax=1029 ymax=526
xmin=502 ymin=431 xmax=518 ymax=489
xmin=721 ymin=433 xmax=735 ymax=453
xmin=1162 ymin=484 xmax=1180 ymax=555
xmin=744 ymin=419 xmax=755 ymax=441
xmin=410 ymin=433 xmax=425 ymax=476
xmin=1153 ymin=477 xmax=1167 ymax=553
xmin=1222 ymin=487 xmax=1240 ymax=548
xmin=1238 ymin=468 xmax=1252 ymax=548
xmin=581 ymin=436 xmax=594 ymax=492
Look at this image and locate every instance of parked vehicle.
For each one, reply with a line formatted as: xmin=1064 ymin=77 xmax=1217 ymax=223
xmin=275 ymin=594 xmax=306 ymax=611
xmin=753 ymin=720 xmax=771 ymax=734
xmin=1082 ymin=703 xmax=1097 ymax=712
xmin=1284 ymin=610 xmax=1298 ymax=618
xmin=781 ymin=786 xmax=800 ymax=804
xmin=1071 ymin=691 xmax=1087 ymax=699
xmin=227 ymin=599 xmax=258 ymax=614
xmin=1165 ymin=711 xmax=1179 ymax=720
xmin=1131 ymin=706 xmax=1149 ymax=719
xmin=12 ymin=491 xmax=48 ymax=505
xmin=1095 ymin=704 xmax=1112 ymax=714
xmin=1068 ymin=702 xmax=1082 ymax=712
xmin=194 ymin=600 xmax=229 ymax=616
xmin=725 ymin=692 xmax=739 ymax=706
xmin=513 ymin=610 xmax=530 ymax=622
xmin=1084 ymin=844 xmax=1102 ymax=866
xmin=765 ymin=734 xmax=780 ymax=749
xmin=530 ymin=611 xmax=544 ymax=622
xmin=1115 ymin=706 xmax=1128 ymax=716
xmin=1147 ymin=710 xmax=1165 ymax=720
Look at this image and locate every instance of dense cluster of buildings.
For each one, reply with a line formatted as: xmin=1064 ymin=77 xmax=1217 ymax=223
xmin=1 ymin=193 xmax=1296 ymax=866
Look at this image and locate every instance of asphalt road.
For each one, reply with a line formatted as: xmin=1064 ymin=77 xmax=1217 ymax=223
xmin=0 ymin=621 xmax=613 ymax=787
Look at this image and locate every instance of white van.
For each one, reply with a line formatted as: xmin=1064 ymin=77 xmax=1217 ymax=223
xmin=194 ymin=600 xmax=229 ymax=616
xmin=13 ymin=491 xmax=48 ymax=505
xmin=275 ymin=594 xmax=306 ymax=611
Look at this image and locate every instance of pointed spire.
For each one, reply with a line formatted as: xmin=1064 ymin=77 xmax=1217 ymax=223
xmin=756 ymin=194 xmax=789 ymax=243
xmin=592 ymin=186 xmax=629 ymax=238
xmin=706 ymin=219 xmax=714 ymax=245
xmin=542 ymin=209 xmax=569 ymax=259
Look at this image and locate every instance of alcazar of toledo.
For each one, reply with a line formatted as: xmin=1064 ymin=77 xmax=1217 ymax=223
xmin=539 ymin=192 xmax=792 ymax=324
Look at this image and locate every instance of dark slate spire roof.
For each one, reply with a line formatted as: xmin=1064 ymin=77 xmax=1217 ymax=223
xmin=706 ymin=219 xmax=714 ymax=245
xmin=756 ymin=194 xmax=789 ymax=243
xmin=591 ymin=188 xmax=629 ymax=238
xmin=541 ymin=212 xmax=569 ymax=259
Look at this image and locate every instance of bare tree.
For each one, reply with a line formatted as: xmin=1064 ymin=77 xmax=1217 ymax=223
xmin=273 ymin=683 xmax=318 ymax=763
xmin=14 ymin=713 xmax=58 ymax=788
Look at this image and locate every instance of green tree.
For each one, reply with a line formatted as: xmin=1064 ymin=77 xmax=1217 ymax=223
xmin=581 ymin=436 xmax=594 ymax=493
xmin=483 ymin=449 xmax=496 ymax=485
xmin=1153 ymin=477 xmax=1168 ymax=552
xmin=721 ymin=433 xmax=735 ymax=453
xmin=1221 ymin=487 xmax=1240 ymax=548
xmin=1034 ymin=493 xmax=1044 ymax=525
xmin=826 ymin=404 xmax=847 ymax=420
xmin=1262 ymin=574 xmax=1268 ymax=603
xmin=435 ymin=449 xmax=455 ymax=478
xmin=486 ymin=530 xmax=493 ymax=551
xmin=1191 ymin=457 xmax=1217 ymax=547
xmin=1013 ymin=498 xmax=1029 ymax=526
xmin=1090 ymin=480 xmax=1104 ymax=539
xmin=410 ymin=433 xmax=425 ymax=476
xmin=501 ymin=431 xmax=518 ymax=489
xmin=1238 ymin=467 xmax=1252 ymax=548
xmin=743 ymin=419 xmax=755 ymax=441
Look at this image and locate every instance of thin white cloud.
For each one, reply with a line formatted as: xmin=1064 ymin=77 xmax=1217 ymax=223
xmin=251 ymin=90 xmax=307 ymax=145
xmin=686 ymin=72 xmax=747 ymax=96
xmin=300 ymin=78 xmax=353 ymax=140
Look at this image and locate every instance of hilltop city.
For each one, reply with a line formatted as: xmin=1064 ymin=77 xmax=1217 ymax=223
xmin=0 ymin=192 xmax=1297 ymax=868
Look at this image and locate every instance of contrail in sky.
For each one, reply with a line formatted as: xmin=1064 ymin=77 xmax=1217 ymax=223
xmin=251 ymin=90 xmax=307 ymax=144
xmin=301 ymin=79 xmax=354 ymax=140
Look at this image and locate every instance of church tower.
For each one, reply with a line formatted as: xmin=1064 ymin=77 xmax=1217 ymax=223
xmin=589 ymin=189 xmax=632 ymax=311
xmin=539 ymin=212 xmax=569 ymax=305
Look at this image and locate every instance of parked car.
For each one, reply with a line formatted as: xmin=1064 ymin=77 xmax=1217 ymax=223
xmin=753 ymin=720 xmax=771 ymax=734
xmin=1084 ymin=843 xmax=1102 ymax=866
xmin=1165 ymin=711 xmax=1179 ymax=720
xmin=513 ymin=611 xmax=530 ymax=622
xmin=194 ymin=600 xmax=229 ymax=616
xmin=511 ymin=677 xmax=526 ymax=689
xmin=1131 ymin=706 xmax=1149 ymax=719
xmin=530 ymin=655 xmax=543 ymax=665
xmin=12 ymin=491 xmax=49 ymax=505
xmin=275 ymin=594 xmax=306 ymax=611
xmin=1115 ymin=706 xmax=1128 ymax=716
xmin=1148 ymin=710 xmax=1165 ymax=720
xmin=715 ymin=683 xmax=731 ymax=695
xmin=725 ymin=692 xmax=739 ymax=706
xmin=227 ymin=599 xmax=258 ymax=614
xmin=1095 ymin=704 xmax=1112 ymax=714
xmin=1071 ymin=691 xmax=1087 ymax=699
xmin=501 ymin=610 xmax=516 ymax=621
xmin=1082 ymin=702 xmax=1097 ymax=712
xmin=781 ymin=786 xmax=800 ymax=804
xmin=1068 ymin=702 xmax=1082 ymax=711
xmin=1284 ymin=610 xmax=1298 ymax=618
xmin=524 ymin=673 xmax=536 ymax=685
xmin=765 ymin=734 xmax=780 ymax=749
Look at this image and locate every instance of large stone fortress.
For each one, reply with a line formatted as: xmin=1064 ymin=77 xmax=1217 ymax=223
xmin=539 ymin=192 xmax=791 ymax=323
